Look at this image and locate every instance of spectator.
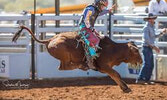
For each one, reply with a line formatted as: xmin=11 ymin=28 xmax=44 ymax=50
xmin=136 ymin=13 xmax=167 ymax=84
xmin=148 ymin=0 xmax=167 ymax=15
xmin=145 ymin=0 xmax=151 ymax=13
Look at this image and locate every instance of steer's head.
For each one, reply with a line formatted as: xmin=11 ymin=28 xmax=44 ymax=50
xmin=125 ymin=42 xmax=142 ymax=67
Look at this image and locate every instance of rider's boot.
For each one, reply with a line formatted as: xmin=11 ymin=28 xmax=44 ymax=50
xmin=86 ymin=55 xmax=96 ymax=70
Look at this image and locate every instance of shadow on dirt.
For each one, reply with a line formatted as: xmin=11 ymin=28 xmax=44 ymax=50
xmin=0 ymin=76 xmax=167 ymax=90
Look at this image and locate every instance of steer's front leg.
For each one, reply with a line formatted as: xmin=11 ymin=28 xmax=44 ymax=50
xmin=97 ymin=66 xmax=131 ymax=93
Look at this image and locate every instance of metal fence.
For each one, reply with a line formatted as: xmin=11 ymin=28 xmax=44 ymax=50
xmin=0 ymin=14 xmax=31 ymax=79
xmin=0 ymin=14 xmax=167 ymax=81
xmin=35 ymin=14 xmax=108 ymax=79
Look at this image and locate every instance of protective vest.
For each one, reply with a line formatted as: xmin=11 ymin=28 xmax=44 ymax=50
xmin=79 ymin=5 xmax=101 ymax=28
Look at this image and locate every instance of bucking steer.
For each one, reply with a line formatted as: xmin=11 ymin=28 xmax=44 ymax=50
xmin=12 ymin=25 xmax=142 ymax=93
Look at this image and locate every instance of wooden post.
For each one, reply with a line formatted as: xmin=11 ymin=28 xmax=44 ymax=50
xmin=40 ymin=14 xmax=46 ymax=52
xmin=31 ymin=0 xmax=36 ymax=80
xmin=55 ymin=0 xmax=60 ymax=34
xmin=31 ymin=14 xmax=35 ymax=80
xmin=109 ymin=0 xmax=117 ymax=38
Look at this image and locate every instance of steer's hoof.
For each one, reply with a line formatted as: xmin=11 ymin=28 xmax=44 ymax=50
xmin=123 ymin=88 xmax=131 ymax=93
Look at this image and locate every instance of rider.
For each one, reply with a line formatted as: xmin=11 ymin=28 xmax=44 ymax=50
xmin=78 ymin=0 xmax=116 ymax=69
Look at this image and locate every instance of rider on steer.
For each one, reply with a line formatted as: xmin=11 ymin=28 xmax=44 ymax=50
xmin=78 ymin=0 xmax=116 ymax=69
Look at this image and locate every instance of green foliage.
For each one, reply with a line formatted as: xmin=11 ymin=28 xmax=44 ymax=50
xmin=0 ymin=0 xmax=13 ymax=10
xmin=1 ymin=0 xmax=54 ymax=13
xmin=0 ymin=0 xmax=93 ymax=13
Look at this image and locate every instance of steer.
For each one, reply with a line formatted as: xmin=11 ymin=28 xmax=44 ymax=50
xmin=12 ymin=25 xmax=142 ymax=93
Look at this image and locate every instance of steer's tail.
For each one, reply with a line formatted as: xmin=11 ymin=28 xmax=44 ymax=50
xmin=12 ymin=25 xmax=49 ymax=44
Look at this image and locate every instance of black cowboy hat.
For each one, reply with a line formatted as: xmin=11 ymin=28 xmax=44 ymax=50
xmin=144 ymin=13 xmax=157 ymax=21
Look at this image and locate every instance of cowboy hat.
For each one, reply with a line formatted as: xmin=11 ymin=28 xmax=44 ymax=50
xmin=144 ymin=13 xmax=157 ymax=21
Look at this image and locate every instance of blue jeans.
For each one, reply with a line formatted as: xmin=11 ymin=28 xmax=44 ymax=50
xmin=138 ymin=46 xmax=154 ymax=81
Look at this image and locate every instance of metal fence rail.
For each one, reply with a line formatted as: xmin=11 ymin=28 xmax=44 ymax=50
xmin=110 ymin=14 xmax=167 ymax=55
xmin=0 ymin=15 xmax=30 ymax=53
xmin=0 ymin=14 xmax=167 ymax=80
xmin=0 ymin=15 xmax=31 ymax=79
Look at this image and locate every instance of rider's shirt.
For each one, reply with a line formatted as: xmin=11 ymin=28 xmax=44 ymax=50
xmin=79 ymin=5 xmax=109 ymax=29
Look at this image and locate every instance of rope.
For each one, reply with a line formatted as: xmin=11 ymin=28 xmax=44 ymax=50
xmin=76 ymin=38 xmax=84 ymax=48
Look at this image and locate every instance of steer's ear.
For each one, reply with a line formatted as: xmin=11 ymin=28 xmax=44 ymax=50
xmin=127 ymin=42 xmax=132 ymax=48
xmin=128 ymin=42 xmax=139 ymax=50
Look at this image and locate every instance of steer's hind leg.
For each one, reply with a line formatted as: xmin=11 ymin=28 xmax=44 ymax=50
xmin=98 ymin=66 xmax=131 ymax=93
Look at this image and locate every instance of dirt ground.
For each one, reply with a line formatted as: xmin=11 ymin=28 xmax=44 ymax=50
xmin=0 ymin=77 xmax=167 ymax=100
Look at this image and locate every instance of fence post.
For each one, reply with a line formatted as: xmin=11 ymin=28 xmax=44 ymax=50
xmin=154 ymin=19 xmax=159 ymax=81
xmin=31 ymin=14 xmax=36 ymax=80
xmin=109 ymin=13 xmax=112 ymax=38
xmin=55 ymin=0 xmax=60 ymax=34
xmin=109 ymin=15 xmax=114 ymax=40
xmin=40 ymin=14 xmax=46 ymax=52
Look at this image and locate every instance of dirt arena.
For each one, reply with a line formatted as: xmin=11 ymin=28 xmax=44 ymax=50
xmin=0 ymin=77 xmax=167 ymax=100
